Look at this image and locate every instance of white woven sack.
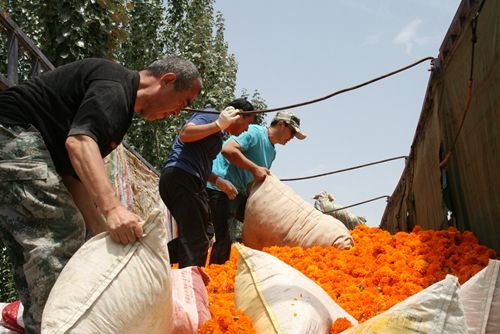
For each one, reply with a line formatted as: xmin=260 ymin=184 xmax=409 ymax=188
xmin=341 ymin=275 xmax=467 ymax=334
xmin=41 ymin=209 xmax=173 ymax=334
xmin=234 ymin=243 xmax=358 ymax=334
xmin=459 ymin=259 xmax=500 ymax=334
xmin=171 ymin=266 xmax=211 ymax=334
xmin=243 ymin=174 xmax=353 ymax=250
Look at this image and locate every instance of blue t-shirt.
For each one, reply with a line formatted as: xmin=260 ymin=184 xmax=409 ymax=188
xmin=208 ymin=124 xmax=276 ymax=194
xmin=164 ymin=110 xmax=223 ymax=183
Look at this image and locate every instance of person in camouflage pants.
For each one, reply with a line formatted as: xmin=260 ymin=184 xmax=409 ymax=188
xmin=0 ymin=56 xmax=202 ymax=333
xmin=0 ymin=125 xmax=85 ymax=332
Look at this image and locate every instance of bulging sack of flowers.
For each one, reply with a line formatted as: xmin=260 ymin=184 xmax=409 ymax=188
xmin=234 ymin=243 xmax=358 ymax=334
xmin=313 ymin=191 xmax=366 ymax=229
xmin=41 ymin=209 xmax=173 ymax=334
xmin=171 ymin=266 xmax=211 ymax=334
xmin=459 ymin=259 xmax=500 ymax=334
xmin=341 ymin=275 xmax=467 ymax=334
xmin=243 ymin=174 xmax=353 ymax=250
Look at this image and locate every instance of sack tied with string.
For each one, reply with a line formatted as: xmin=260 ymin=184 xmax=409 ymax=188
xmin=243 ymin=174 xmax=353 ymax=250
xmin=41 ymin=209 xmax=173 ymax=334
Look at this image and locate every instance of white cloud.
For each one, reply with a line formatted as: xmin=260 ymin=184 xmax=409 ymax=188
xmin=394 ymin=19 xmax=429 ymax=54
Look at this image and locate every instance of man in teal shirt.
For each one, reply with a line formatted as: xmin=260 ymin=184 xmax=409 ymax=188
xmin=207 ymin=111 xmax=306 ymax=264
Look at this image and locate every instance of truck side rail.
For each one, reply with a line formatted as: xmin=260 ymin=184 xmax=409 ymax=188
xmin=0 ymin=9 xmax=54 ymax=90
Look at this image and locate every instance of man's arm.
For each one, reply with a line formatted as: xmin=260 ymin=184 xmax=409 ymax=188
xmin=208 ymin=172 xmax=238 ymax=199
xmin=221 ymin=140 xmax=270 ymax=182
xmin=180 ymin=108 xmax=240 ymax=142
xmin=65 ymin=134 xmax=143 ymax=244
xmin=179 ymin=122 xmax=221 ymax=142
xmin=62 ymin=175 xmax=107 ymax=236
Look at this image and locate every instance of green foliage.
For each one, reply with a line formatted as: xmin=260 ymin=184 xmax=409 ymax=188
xmin=38 ymin=0 xmax=128 ymax=66
xmin=125 ymin=114 xmax=185 ymax=172
xmin=1 ymin=0 xmax=127 ymax=67
xmin=118 ymin=0 xmax=168 ymax=170
xmin=0 ymin=0 xmax=44 ymax=82
xmin=241 ymin=88 xmax=268 ymax=126
xmin=1 ymin=0 xmax=42 ymax=44
xmin=164 ymin=1 xmax=237 ymax=110
xmin=0 ymin=0 xmax=266 ymax=169
xmin=125 ymin=0 xmax=240 ymax=169
xmin=118 ymin=0 xmax=165 ymax=70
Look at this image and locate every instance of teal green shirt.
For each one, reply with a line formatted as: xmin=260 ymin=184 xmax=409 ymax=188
xmin=208 ymin=124 xmax=276 ymax=195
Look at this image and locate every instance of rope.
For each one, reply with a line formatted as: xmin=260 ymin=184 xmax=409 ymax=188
xmin=322 ymin=195 xmax=390 ymax=213
xmin=183 ymin=57 xmax=435 ymax=115
xmin=439 ymin=0 xmax=486 ymax=168
xmin=280 ymin=155 xmax=407 ymax=182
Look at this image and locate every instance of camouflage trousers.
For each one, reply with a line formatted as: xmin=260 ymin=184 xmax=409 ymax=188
xmin=0 ymin=124 xmax=85 ymax=334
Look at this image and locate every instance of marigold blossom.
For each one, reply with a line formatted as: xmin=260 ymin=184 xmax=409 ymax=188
xmin=198 ymin=226 xmax=497 ymax=333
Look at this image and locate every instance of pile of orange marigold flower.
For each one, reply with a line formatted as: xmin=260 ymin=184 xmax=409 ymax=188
xmin=198 ymin=225 xmax=497 ymax=333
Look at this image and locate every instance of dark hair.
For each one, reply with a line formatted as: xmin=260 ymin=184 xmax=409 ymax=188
xmin=145 ymin=55 xmax=201 ymax=91
xmin=227 ymin=97 xmax=254 ymax=112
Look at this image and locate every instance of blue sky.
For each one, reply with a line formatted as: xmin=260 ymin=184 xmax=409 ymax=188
xmin=213 ymin=0 xmax=462 ymax=226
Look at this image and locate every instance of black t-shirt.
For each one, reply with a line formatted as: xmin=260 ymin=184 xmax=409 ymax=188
xmin=0 ymin=58 xmax=139 ymax=175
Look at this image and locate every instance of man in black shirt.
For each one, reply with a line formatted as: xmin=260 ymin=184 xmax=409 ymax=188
xmin=0 ymin=56 xmax=202 ymax=333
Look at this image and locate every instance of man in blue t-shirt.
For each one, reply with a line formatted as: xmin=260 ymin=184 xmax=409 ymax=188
xmin=207 ymin=111 xmax=306 ymax=264
xmin=159 ymin=98 xmax=255 ymax=268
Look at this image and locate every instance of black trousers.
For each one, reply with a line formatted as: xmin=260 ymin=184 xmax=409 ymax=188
xmin=159 ymin=167 xmax=210 ymax=268
xmin=207 ymin=188 xmax=246 ymax=264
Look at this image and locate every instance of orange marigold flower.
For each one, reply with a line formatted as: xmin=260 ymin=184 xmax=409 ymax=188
xmin=330 ymin=317 xmax=353 ymax=334
xmin=198 ymin=227 xmax=496 ymax=331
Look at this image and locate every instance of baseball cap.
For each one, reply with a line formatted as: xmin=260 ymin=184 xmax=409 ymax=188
xmin=273 ymin=111 xmax=306 ymax=140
